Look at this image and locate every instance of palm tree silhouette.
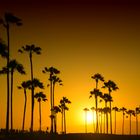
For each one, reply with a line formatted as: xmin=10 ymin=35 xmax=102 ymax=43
xmin=34 ymin=92 xmax=47 ymax=131
xmin=135 ymin=107 xmax=140 ymax=135
xmin=83 ymin=108 xmax=89 ymax=133
xmin=112 ymin=106 xmax=119 ymax=134
xmin=0 ymin=39 xmax=8 ymax=58
xmin=90 ymin=89 xmax=102 ymax=133
xmin=42 ymin=66 xmax=60 ymax=133
xmin=0 ymin=59 xmax=25 ymax=130
xmin=126 ymin=109 xmax=135 ymax=135
xmin=0 ymin=13 xmax=22 ymax=132
xmin=91 ymin=73 xmax=104 ymax=133
xmin=101 ymin=93 xmax=112 ymax=134
xmin=52 ymin=106 xmax=61 ymax=133
xmin=91 ymin=107 xmax=96 ymax=133
xmin=18 ymin=44 xmax=41 ymax=132
xmin=59 ymin=97 xmax=71 ymax=134
xmin=103 ymin=80 xmax=118 ymax=134
xmin=120 ymin=107 xmax=127 ymax=135
xmin=17 ymin=80 xmax=31 ymax=131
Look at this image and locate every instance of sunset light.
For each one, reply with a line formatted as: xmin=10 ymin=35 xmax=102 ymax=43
xmin=0 ymin=0 xmax=140 ymax=140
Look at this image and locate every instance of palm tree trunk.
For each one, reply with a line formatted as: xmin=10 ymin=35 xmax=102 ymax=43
xmin=130 ymin=115 xmax=131 ymax=135
xmin=104 ymin=112 xmax=105 ymax=133
xmin=92 ymin=111 xmax=95 ymax=133
xmin=6 ymin=23 xmax=10 ymax=132
xmin=22 ymin=89 xmax=27 ymax=131
xmin=95 ymin=96 xmax=98 ymax=133
xmin=30 ymin=53 xmax=34 ymax=132
xmin=105 ymin=102 xmax=108 ymax=134
xmin=122 ymin=112 xmax=124 ymax=135
xmin=10 ymin=70 xmax=13 ymax=131
xmin=64 ymin=109 xmax=66 ymax=134
xmin=61 ymin=109 xmax=64 ymax=133
xmin=39 ymin=101 xmax=41 ymax=131
xmin=109 ymin=91 xmax=112 ymax=134
xmin=50 ymin=75 xmax=53 ymax=133
xmin=54 ymin=115 xmax=57 ymax=133
xmin=85 ymin=111 xmax=87 ymax=133
xmin=114 ymin=110 xmax=116 ymax=134
xmin=136 ymin=114 xmax=138 ymax=135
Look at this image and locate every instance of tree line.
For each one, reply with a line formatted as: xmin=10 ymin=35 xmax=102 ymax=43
xmin=0 ymin=13 xmax=71 ymax=134
xmin=83 ymin=73 xmax=140 ymax=135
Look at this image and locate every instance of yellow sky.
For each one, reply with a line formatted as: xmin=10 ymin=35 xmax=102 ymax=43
xmin=0 ymin=0 xmax=140 ymax=134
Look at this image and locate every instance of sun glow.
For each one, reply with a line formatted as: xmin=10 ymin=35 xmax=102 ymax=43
xmin=87 ymin=112 xmax=93 ymax=124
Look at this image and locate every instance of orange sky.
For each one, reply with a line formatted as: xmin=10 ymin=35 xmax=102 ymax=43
xmin=0 ymin=0 xmax=140 ymax=134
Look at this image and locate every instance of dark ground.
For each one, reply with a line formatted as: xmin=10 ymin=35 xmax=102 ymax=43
xmin=0 ymin=133 xmax=140 ymax=140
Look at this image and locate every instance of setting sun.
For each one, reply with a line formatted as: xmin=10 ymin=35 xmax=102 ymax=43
xmin=87 ymin=112 xmax=93 ymax=124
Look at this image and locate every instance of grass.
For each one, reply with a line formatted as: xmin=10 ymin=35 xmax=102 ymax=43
xmin=0 ymin=132 xmax=140 ymax=140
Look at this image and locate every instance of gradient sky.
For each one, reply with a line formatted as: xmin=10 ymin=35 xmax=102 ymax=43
xmin=0 ymin=0 xmax=140 ymax=134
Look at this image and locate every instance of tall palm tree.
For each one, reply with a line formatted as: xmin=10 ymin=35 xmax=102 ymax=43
xmin=126 ymin=109 xmax=135 ymax=135
xmin=17 ymin=80 xmax=31 ymax=131
xmin=135 ymin=107 xmax=140 ymax=135
xmin=59 ymin=97 xmax=71 ymax=134
xmin=0 ymin=13 xmax=22 ymax=132
xmin=91 ymin=107 xmax=95 ymax=133
xmin=42 ymin=66 xmax=60 ymax=133
xmin=112 ymin=107 xmax=119 ymax=134
xmin=101 ymin=93 xmax=112 ymax=134
xmin=90 ymin=89 xmax=102 ymax=133
xmin=83 ymin=108 xmax=89 ymax=133
xmin=120 ymin=107 xmax=127 ymax=135
xmin=103 ymin=80 xmax=118 ymax=134
xmin=0 ymin=59 xmax=25 ymax=130
xmin=34 ymin=92 xmax=47 ymax=131
xmin=91 ymin=73 xmax=104 ymax=133
xmin=52 ymin=106 xmax=61 ymax=133
xmin=18 ymin=44 xmax=41 ymax=132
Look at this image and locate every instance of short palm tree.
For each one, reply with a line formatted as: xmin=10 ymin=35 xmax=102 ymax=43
xmin=0 ymin=13 xmax=22 ymax=132
xmin=103 ymin=80 xmax=118 ymax=134
xmin=17 ymin=80 xmax=31 ymax=131
xmin=59 ymin=97 xmax=71 ymax=134
xmin=91 ymin=107 xmax=96 ymax=133
xmin=34 ymin=92 xmax=47 ymax=131
xmin=83 ymin=108 xmax=89 ymax=133
xmin=18 ymin=44 xmax=41 ymax=132
xmin=135 ymin=107 xmax=140 ymax=135
xmin=90 ymin=89 xmax=102 ymax=133
xmin=120 ymin=107 xmax=127 ymax=135
xmin=112 ymin=106 xmax=119 ymax=134
xmin=126 ymin=109 xmax=135 ymax=135
xmin=0 ymin=59 xmax=25 ymax=130
xmin=101 ymin=93 xmax=112 ymax=134
xmin=52 ymin=106 xmax=61 ymax=133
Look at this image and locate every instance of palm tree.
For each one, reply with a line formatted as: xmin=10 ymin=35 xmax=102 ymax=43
xmin=103 ymin=80 xmax=118 ymax=134
xmin=126 ymin=109 xmax=135 ymax=135
xmin=135 ymin=107 xmax=140 ymax=135
xmin=59 ymin=97 xmax=71 ymax=134
xmin=120 ymin=107 xmax=127 ymax=135
xmin=83 ymin=108 xmax=89 ymax=133
xmin=34 ymin=92 xmax=47 ymax=131
xmin=112 ymin=107 xmax=119 ymax=134
xmin=101 ymin=93 xmax=112 ymax=134
xmin=52 ymin=106 xmax=61 ymax=133
xmin=91 ymin=73 xmax=104 ymax=133
xmin=17 ymin=80 xmax=31 ymax=131
xmin=90 ymin=89 xmax=102 ymax=133
xmin=91 ymin=73 xmax=104 ymax=89
xmin=42 ymin=66 xmax=60 ymax=133
xmin=91 ymin=107 xmax=95 ymax=133
xmin=18 ymin=44 xmax=41 ymax=132
xmin=0 ymin=13 xmax=22 ymax=132
xmin=0 ymin=59 xmax=25 ymax=130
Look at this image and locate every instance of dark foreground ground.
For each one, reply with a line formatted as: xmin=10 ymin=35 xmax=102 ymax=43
xmin=0 ymin=133 xmax=140 ymax=140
